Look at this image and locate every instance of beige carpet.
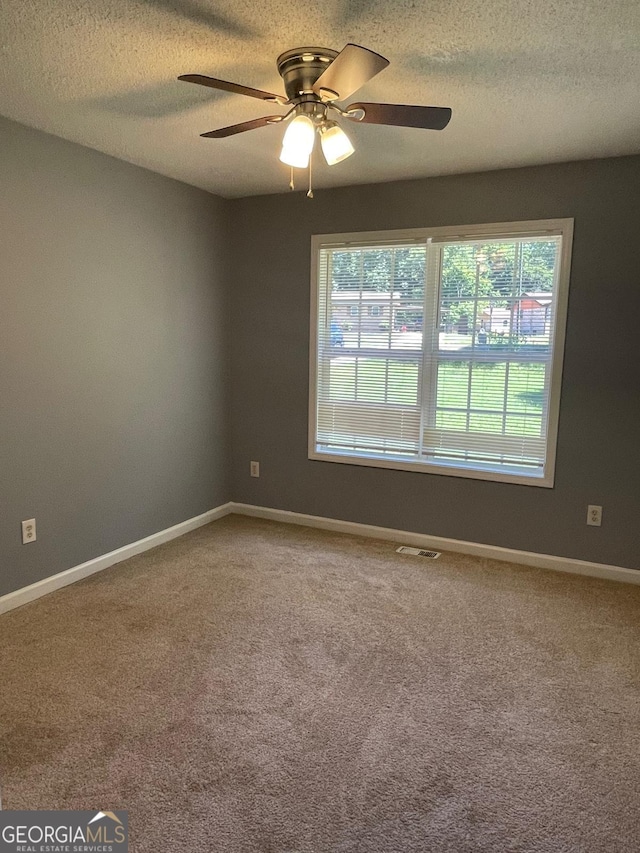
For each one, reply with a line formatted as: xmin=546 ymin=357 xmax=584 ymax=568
xmin=1 ymin=516 xmax=639 ymax=852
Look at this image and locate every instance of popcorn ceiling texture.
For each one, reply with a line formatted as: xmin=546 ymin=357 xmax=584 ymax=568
xmin=0 ymin=0 xmax=639 ymax=196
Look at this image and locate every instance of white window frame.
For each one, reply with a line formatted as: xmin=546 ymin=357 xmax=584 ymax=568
xmin=309 ymin=219 xmax=573 ymax=488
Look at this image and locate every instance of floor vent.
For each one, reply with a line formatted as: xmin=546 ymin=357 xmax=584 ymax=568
xmin=396 ymin=546 xmax=441 ymax=559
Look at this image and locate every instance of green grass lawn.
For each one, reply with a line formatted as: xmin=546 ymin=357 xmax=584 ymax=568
xmin=327 ymin=358 xmax=544 ymax=437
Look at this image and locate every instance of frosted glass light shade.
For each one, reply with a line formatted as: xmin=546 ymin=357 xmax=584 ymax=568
xmin=320 ymin=123 xmax=355 ymax=165
xmin=279 ymin=115 xmax=315 ymax=168
xmin=279 ymin=145 xmax=310 ymax=169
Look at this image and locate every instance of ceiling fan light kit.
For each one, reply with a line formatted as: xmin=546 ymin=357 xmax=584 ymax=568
xmin=279 ymin=114 xmax=315 ymax=168
xmin=320 ymin=122 xmax=355 ymax=165
xmin=178 ymin=43 xmax=452 ymax=197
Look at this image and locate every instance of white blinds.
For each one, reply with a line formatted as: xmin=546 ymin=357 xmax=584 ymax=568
xmin=315 ymin=242 xmax=426 ymax=456
xmin=312 ymin=225 xmax=569 ymax=484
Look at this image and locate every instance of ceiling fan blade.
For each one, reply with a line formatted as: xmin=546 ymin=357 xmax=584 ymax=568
xmin=200 ymin=115 xmax=283 ymax=138
xmin=178 ymin=74 xmax=286 ymax=104
xmin=312 ymin=44 xmax=389 ymax=101
xmin=347 ymin=102 xmax=452 ymax=130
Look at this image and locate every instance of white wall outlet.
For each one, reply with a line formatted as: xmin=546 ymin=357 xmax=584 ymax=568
xmin=587 ymin=505 xmax=602 ymax=527
xmin=250 ymin=461 xmax=260 ymax=478
xmin=21 ymin=518 xmax=36 ymax=544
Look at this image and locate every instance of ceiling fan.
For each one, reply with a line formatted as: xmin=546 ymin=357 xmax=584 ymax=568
xmin=178 ymin=44 xmax=452 ymax=195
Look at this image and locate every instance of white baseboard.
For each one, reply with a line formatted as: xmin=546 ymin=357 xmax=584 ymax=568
xmin=0 ymin=503 xmax=233 ymax=616
xmin=3 ymin=499 xmax=637 ymax=618
xmin=229 ymin=502 xmax=640 ymax=586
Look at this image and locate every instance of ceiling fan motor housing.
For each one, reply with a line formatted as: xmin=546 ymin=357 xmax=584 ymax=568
xmin=276 ymin=48 xmax=338 ymax=102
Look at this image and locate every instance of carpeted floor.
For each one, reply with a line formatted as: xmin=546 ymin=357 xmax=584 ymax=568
xmin=1 ymin=515 xmax=639 ymax=852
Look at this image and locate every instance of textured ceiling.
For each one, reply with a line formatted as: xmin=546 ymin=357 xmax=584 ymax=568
xmin=1 ymin=0 xmax=639 ymax=197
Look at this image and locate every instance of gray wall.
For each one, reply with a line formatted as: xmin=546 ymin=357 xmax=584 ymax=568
xmin=2 ymin=121 xmax=637 ymax=597
xmin=229 ymin=156 xmax=640 ymax=570
xmin=1 ymin=116 xmax=230 ymax=597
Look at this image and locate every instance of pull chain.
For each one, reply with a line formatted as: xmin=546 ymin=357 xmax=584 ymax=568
xmin=289 ymin=166 xmax=294 ymax=191
xmin=307 ymin=148 xmax=314 ymax=199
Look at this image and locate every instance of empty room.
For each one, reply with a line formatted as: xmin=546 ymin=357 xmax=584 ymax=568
xmin=1 ymin=1 xmax=639 ymax=851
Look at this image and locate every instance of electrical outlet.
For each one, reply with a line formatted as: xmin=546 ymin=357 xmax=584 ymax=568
xmin=587 ymin=505 xmax=602 ymax=527
xmin=21 ymin=518 xmax=36 ymax=544
xmin=250 ymin=461 xmax=260 ymax=478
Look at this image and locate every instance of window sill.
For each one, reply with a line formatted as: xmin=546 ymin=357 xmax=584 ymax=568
xmin=309 ymin=447 xmax=554 ymax=488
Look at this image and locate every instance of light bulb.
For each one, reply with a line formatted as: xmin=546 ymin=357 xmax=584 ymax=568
xmin=320 ymin=122 xmax=355 ymax=165
xmin=279 ymin=115 xmax=315 ymax=168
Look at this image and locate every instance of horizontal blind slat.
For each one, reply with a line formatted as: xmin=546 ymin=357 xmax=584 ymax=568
xmin=313 ymin=231 xmax=564 ymax=479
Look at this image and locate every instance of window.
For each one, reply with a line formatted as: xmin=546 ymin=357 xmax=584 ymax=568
xmin=309 ymin=220 xmax=573 ymax=486
xmin=369 ymin=305 xmax=382 ymax=317
xmin=349 ymin=305 xmax=359 ymax=317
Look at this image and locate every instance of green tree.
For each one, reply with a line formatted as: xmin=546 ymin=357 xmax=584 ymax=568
xmin=441 ymin=244 xmax=496 ymax=328
xmin=330 ymin=240 xmax=557 ymax=332
xmin=487 ymin=241 xmax=556 ymax=295
xmin=331 ymin=246 xmax=427 ymax=297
